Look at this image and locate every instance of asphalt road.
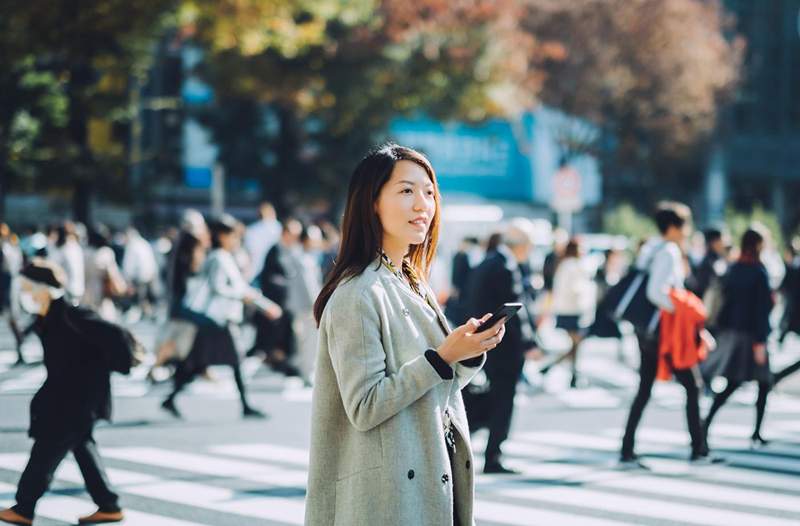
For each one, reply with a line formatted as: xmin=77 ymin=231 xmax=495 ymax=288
xmin=2 ymin=318 xmax=800 ymax=525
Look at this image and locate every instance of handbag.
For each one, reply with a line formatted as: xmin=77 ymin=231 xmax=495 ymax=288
xmin=600 ymin=243 xmax=665 ymax=335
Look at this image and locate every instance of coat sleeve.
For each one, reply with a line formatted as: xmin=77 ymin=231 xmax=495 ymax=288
xmin=454 ymin=354 xmax=486 ymax=389
xmin=326 ymin=289 xmax=445 ymax=432
xmin=70 ymin=308 xmax=134 ymax=373
xmin=208 ymin=254 xmax=248 ymax=300
xmin=754 ymin=267 xmax=773 ymax=344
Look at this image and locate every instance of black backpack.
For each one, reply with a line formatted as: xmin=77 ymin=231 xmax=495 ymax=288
xmin=600 ymin=244 xmax=665 ymax=336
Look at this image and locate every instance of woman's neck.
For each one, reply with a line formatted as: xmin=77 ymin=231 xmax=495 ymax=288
xmin=381 ymin=240 xmax=408 ymax=270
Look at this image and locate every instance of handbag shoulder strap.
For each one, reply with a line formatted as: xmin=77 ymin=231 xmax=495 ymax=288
xmin=641 ymin=241 xmax=668 ymax=273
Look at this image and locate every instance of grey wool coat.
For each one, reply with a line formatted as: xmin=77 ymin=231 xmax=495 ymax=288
xmin=305 ymin=258 xmax=486 ymax=526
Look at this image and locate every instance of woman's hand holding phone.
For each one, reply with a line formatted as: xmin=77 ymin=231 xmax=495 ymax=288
xmin=436 ymin=313 xmax=507 ymax=365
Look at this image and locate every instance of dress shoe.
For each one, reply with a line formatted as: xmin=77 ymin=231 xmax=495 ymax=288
xmin=78 ymin=509 xmax=125 ymax=524
xmin=750 ymin=432 xmax=770 ymax=448
xmin=161 ymin=398 xmax=182 ymax=419
xmin=483 ymin=460 xmax=520 ymax=474
xmin=618 ymin=454 xmax=651 ymax=471
xmin=242 ymin=405 xmax=267 ymax=419
xmin=0 ymin=508 xmax=32 ymax=526
xmin=689 ymin=452 xmax=726 ymax=465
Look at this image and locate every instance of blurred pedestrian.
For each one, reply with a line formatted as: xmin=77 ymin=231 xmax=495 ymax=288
xmin=445 ymin=236 xmax=481 ymax=326
xmin=0 ymin=259 xmax=139 ymax=526
xmin=306 ymin=145 xmax=501 ymax=526
xmin=121 ymin=227 xmax=159 ymax=321
xmin=243 ymin=201 xmax=281 ymax=282
xmin=292 ymin=224 xmax=323 ymax=382
xmin=587 ymin=250 xmax=625 ymax=361
xmin=542 ymin=228 xmax=568 ymax=295
xmin=51 ymin=222 xmax=85 ymax=304
xmin=249 ymin=218 xmax=305 ymax=376
xmin=161 ymin=214 xmax=280 ymax=419
xmin=148 ymin=222 xmax=209 ymax=382
xmin=778 ymin=239 xmax=800 ymax=345
xmin=619 ymin=202 xmax=720 ymax=468
xmin=703 ymin=226 xmax=774 ymax=448
xmin=0 ymin=224 xmax=25 ymax=364
xmin=82 ymin=225 xmax=128 ymax=321
xmin=463 ymin=218 xmax=538 ymax=474
xmin=541 ymin=238 xmax=595 ymax=388
xmin=687 ymin=228 xmax=729 ymax=300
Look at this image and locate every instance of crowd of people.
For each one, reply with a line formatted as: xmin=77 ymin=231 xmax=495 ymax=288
xmin=2 ymin=152 xmax=800 ymax=523
xmin=0 ymin=205 xmax=341 ymax=410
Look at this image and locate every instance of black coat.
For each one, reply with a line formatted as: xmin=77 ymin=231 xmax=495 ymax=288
xmin=29 ymin=299 xmax=133 ymax=439
xmin=718 ymin=261 xmax=773 ymax=343
xmin=260 ymin=243 xmax=289 ymax=307
xmin=463 ymin=248 xmax=530 ymax=372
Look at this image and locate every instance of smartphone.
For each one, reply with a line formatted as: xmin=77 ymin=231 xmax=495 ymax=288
xmin=474 ymin=303 xmax=522 ymax=333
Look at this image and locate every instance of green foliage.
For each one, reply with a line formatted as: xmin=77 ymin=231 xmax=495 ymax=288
xmin=724 ymin=205 xmax=784 ymax=250
xmin=602 ymin=203 xmax=657 ymax=244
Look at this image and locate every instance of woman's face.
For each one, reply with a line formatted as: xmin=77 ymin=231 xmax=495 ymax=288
xmin=375 ymin=160 xmax=436 ymax=252
xmin=218 ymin=230 xmax=238 ymax=252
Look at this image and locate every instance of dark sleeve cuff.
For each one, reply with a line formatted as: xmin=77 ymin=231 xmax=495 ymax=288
xmin=458 ymin=356 xmax=484 ymax=368
xmin=425 ymin=349 xmax=454 ymax=380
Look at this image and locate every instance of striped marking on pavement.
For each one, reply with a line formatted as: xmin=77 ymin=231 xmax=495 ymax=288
xmin=0 ymin=481 xmax=208 ymax=526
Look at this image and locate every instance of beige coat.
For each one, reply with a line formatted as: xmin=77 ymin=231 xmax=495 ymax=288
xmin=305 ymin=259 xmax=485 ymax=526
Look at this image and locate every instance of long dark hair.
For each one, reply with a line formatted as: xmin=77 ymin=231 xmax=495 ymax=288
xmin=313 ymin=144 xmax=441 ymax=325
xmin=739 ymin=227 xmax=764 ymax=263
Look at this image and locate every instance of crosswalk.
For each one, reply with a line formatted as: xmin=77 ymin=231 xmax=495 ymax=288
xmin=2 ymin=420 xmax=800 ymax=525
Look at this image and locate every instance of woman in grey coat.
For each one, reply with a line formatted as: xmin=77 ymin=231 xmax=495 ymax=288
xmin=305 ymin=144 xmax=508 ymax=526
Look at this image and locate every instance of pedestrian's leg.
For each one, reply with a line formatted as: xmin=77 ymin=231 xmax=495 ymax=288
xmin=673 ymin=367 xmax=705 ymax=456
xmin=9 ymin=317 xmax=24 ymax=364
xmin=72 ymin=431 xmax=120 ymax=512
xmin=620 ymin=333 xmax=658 ymax=459
xmin=773 ymin=359 xmax=800 ymax=385
xmin=161 ymin=361 xmax=198 ymax=418
xmin=568 ymin=333 xmax=581 ymax=388
xmin=703 ymin=380 xmax=740 ymax=433
xmin=484 ymin=369 xmax=519 ymax=464
xmin=752 ymin=380 xmax=771 ymax=442
xmin=13 ymin=438 xmax=73 ymax=518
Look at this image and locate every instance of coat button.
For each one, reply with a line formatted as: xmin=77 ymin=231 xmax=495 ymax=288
xmin=407 ymin=470 xmax=415 ymax=479
xmin=465 ymin=460 xmax=471 ymax=470
xmin=441 ymin=474 xmax=449 ymax=483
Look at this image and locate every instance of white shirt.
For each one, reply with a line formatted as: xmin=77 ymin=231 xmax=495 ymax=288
xmin=637 ymin=238 xmax=685 ymax=313
xmin=53 ymin=239 xmax=85 ymax=299
xmin=122 ymin=233 xmax=158 ymax=284
xmin=552 ymin=257 xmax=595 ymax=315
xmin=244 ymin=218 xmax=282 ymax=281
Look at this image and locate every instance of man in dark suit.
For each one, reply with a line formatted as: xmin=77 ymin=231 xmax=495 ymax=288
xmin=1 ymin=260 xmax=137 ymax=526
xmin=463 ymin=220 xmax=537 ymax=474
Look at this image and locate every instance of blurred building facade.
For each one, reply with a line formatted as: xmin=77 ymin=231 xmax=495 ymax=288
xmin=708 ymin=0 xmax=800 ymax=230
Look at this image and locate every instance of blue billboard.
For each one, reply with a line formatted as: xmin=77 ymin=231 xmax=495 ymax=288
xmin=389 ymin=109 xmax=601 ymax=207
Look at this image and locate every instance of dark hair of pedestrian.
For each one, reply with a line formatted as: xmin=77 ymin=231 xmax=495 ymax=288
xmin=740 ymin=227 xmax=765 ymax=262
xmin=653 ymin=201 xmax=691 ymax=235
xmin=313 ymin=143 xmax=441 ymax=326
xmin=209 ymin=214 xmax=237 ymax=249
xmin=703 ymin=228 xmax=722 ymax=246
xmin=87 ymin=224 xmax=112 ymax=248
xmin=564 ymin=239 xmax=580 ymax=258
xmin=485 ymin=233 xmax=503 ymax=253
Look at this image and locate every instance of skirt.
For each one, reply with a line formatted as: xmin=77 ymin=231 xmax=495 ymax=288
xmin=701 ymin=329 xmax=772 ymax=384
xmin=556 ymin=315 xmax=583 ymax=333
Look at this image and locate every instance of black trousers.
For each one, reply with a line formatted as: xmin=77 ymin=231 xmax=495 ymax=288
xmin=483 ymin=360 xmax=524 ymax=462
xmin=13 ymin=424 xmax=120 ymax=518
xmin=621 ymin=331 xmax=705 ymax=458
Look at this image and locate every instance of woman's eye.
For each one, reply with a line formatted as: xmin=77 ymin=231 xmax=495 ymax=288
xmin=401 ymin=188 xmax=413 ymax=194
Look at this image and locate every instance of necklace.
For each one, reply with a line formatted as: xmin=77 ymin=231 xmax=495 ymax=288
xmin=379 ymin=251 xmax=423 ymax=297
